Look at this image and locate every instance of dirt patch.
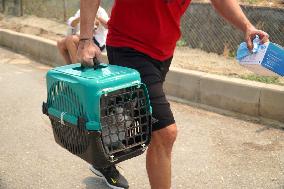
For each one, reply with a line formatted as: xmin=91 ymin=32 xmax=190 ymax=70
xmin=173 ymin=47 xmax=251 ymax=77
xmin=172 ymin=47 xmax=284 ymax=85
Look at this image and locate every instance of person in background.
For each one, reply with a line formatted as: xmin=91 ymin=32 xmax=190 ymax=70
xmin=57 ymin=7 xmax=108 ymax=64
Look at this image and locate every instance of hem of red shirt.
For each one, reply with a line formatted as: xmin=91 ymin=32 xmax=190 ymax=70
xmin=106 ymin=41 xmax=174 ymax=62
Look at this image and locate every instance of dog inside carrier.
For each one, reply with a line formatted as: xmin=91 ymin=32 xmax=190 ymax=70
xmin=42 ymin=62 xmax=152 ymax=168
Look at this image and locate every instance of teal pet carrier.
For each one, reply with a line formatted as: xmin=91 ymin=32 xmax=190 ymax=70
xmin=42 ymin=62 xmax=152 ymax=168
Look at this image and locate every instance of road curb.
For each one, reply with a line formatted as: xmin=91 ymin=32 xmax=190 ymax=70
xmin=0 ymin=29 xmax=283 ymax=123
xmin=164 ymin=68 xmax=284 ymax=122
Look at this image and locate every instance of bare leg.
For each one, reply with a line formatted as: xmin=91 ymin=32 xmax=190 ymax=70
xmin=65 ymin=35 xmax=80 ymax=64
xmin=146 ymin=124 xmax=177 ymax=189
xmin=57 ymin=38 xmax=72 ymax=64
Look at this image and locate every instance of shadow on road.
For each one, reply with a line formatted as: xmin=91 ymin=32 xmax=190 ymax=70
xmin=82 ymin=176 xmax=110 ymax=189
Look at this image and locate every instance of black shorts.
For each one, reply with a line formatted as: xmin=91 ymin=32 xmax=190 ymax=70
xmin=106 ymin=46 xmax=175 ymax=131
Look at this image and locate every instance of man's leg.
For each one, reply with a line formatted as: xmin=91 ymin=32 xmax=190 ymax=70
xmin=106 ymin=46 xmax=176 ymax=189
xmin=65 ymin=35 xmax=80 ymax=64
xmin=146 ymin=124 xmax=177 ymax=189
xmin=57 ymin=38 xmax=72 ymax=64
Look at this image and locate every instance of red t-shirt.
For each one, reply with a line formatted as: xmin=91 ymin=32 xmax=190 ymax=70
xmin=107 ymin=0 xmax=192 ymax=61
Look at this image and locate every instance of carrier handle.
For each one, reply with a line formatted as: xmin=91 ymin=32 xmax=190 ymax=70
xmin=80 ymin=57 xmax=101 ymax=70
xmin=93 ymin=57 xmax=101 ymax=70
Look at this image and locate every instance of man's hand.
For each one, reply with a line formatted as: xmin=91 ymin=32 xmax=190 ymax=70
xmin=77 ymin=39 xmax=101 ymax=67
xmin=244 ymin=26 xmax=269 ymax=51
xmin=79 ymin=0 xmax=101 ymax=67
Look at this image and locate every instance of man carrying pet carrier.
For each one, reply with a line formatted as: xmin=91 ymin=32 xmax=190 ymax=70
xmin=77 ymin=0 xmax=269 ymax=188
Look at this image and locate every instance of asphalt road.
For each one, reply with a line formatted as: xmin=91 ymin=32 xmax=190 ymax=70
xmin=0 ymin=47 xmax=284 ymax=189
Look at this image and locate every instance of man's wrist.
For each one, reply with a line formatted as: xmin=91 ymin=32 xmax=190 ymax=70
xmin=79 ymin=36 xmax=93 ymax=45
xmin=78 ymin=38 xmax=93 ymax=50
xmin=243 ymin=22 xmax=255 ymax=33
xmin=79 ymin=37 xmax=92 ymax=41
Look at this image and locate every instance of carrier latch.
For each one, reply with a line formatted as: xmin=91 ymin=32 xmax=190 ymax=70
xmin=141 ymin=144 xmax=147 ymax=151
xmin=110 ymin=155 xmax=118 ymax=163
xmin=60 ymin=112 xmax=67 ymax=125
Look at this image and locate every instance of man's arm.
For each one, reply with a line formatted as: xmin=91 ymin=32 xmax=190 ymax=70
xmin=80 ymin=0 xmax=100 ymax=39
xmin=210 ymin=0 xmax=269 ymax=50
xmin=78 ymin=0 xmax=101 ymax=67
